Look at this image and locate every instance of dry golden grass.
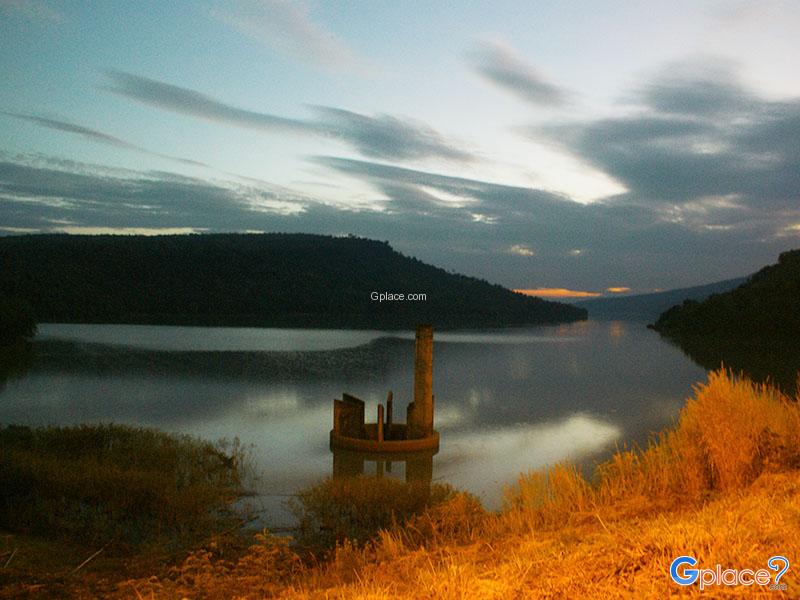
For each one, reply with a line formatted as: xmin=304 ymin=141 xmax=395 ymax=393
xmin=117 ymin=369 xmax=800 ymax=599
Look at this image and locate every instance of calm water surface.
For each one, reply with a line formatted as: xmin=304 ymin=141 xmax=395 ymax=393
xmin=1 ymin=321 xmax=706 ymax=524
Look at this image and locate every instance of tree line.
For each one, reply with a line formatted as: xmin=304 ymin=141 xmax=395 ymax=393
xmin=651 ymin=248 xmax=800 ymax=339
xmin=0 ymin=233 xmax=586 ymax=330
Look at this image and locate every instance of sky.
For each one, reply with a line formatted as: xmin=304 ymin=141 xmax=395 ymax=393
xmin=1 ymin=0 xmax=799 ymax=296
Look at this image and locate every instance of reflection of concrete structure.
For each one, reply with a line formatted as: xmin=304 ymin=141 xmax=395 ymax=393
xmin=332 ymin=448 xmax=435 ymax=485
xmin=330 ymin=325 xmax=439 ymax=453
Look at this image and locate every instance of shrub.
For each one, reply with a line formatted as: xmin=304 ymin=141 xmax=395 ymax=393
xmin=502 ymin=369 xmax=800 ymax=527
xmin=288 ymin=476 xmax=455 ymax=553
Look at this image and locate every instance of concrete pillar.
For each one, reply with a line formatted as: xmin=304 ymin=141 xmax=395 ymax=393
xmin=333 ymin=399 xmax=341 ymax=434
xmin=409 ymin=324 xmax=434 ymax=438
xmin=335 ymin=394 xmax=365 ymax=438
xmin=377 ymin=404 xmax=384 ymax=442
xmin=386 ymin=391 xmax=393 ymax=431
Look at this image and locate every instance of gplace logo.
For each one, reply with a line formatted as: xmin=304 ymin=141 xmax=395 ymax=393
xmin=670 ymin=555 xmax=789 ymax=591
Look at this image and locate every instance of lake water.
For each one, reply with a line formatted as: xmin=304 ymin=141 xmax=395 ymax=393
xmin=0 ymin=321 xmax=706 ymax=526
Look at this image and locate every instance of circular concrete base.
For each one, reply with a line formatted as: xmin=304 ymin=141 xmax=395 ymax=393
xmin=330 ymin=429 xmax=439 ymax=453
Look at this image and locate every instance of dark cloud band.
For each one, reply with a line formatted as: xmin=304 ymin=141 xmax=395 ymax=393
xmin=103 ymin=71 xmax=471 ymax=162
xmin=470 ymin=40 xmax=569 ymax=107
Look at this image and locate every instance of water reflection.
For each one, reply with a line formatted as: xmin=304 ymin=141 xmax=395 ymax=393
xmin=658 ymin=333 xmax=800 ymax=395
xmin=0 ymin=344 xmax=34 ymax=392
xmin=437 ymin=414 xmax=620 ymax=507
xmin=36 ymin=323 xmax=393 ymax=352
xmin=1 ymin=321 xmax=710 ymax=522
xmin=332 ymin=448 xmax=436 ymax=485
xmin=608 ymin=321 xmax=626 ymax=341
xmin=329 ymin=413 xmax=620 ymax=509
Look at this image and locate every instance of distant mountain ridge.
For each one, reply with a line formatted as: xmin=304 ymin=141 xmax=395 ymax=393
xmin=651 ymin=249 xmax=800 ymax=338
xmin=571 ymin=277 xmax=748 ymax=322
xmin=0 ymin=233 xmax=586 ymax=329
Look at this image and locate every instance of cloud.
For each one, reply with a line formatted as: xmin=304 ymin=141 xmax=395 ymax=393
xmin=309 ymin=155 xmax=583 ymax=224
xmin=2 ymin=149 xmax=796 ymax=292
xmin=0 ymin=0 xmax=63 ymax=22
xmin=641 ymin=60 xmax=758 ymax=116
xmin=470 ymin=39 xmax=569 ymax=106
xmin=308 ymin=155 xmax=798 ymax=287
xmin=0 ymin=158 xmax=312 ymax=232
xmin=103 ymin=71 xmax=470 ymax=162
xmin=606 ymin=287 xmax=631 ymax=293
xmin=534 ymin=60 xmax=800 ymax=210
xmin=209 ymin=0 xmax=366 ymax=74
xmin=310 ymin=106 xmax=472 ymax=161
xmin=1 ymin=112 xmax=212 ymax=168
xmin=103 ymin=70 xmax=309 ymax=133
xmin=508 ymin=244 xmax=535 ymax=257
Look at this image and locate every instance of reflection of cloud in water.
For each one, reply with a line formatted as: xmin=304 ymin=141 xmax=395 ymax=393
xmin=189 ymin=403 xmax=333 ymax=492
xmin=243 ymin=389 xmax=301 ymax=417
xmin=188 ymin=402 xmax=335 ymax=528
xmin=437 ymin=413 xmax=620 ymax=509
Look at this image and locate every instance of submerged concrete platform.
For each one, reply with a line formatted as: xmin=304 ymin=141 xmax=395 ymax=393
xmin=330 ymin=325 xmax=439 ymax=454
xmin=330 ymin=425 xmax=440 ymax=453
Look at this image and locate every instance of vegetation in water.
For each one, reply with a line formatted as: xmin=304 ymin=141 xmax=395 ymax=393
xmin=0 ymin=424 xmax=245 ymax=552
xmin=288 ymin=477 xmax=474 ymax=554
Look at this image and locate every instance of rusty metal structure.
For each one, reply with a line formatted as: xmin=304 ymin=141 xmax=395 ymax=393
xmin=330 ymin=324 xmax=440 ymax=453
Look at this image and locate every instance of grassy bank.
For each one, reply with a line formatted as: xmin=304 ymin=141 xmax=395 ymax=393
xmin=118 ymin=369 xmax=800 ymax=598
xmin=0 ymin=424 xmax=245 ymax=552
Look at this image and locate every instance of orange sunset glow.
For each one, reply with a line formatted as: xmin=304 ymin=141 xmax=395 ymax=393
xmin=514 ymin=288 xmax=601 ymax=298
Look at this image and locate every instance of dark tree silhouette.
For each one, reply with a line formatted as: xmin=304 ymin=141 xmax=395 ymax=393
xmin=651 ymin=249 xmax=800 ymax=392
xmin=652 ymin=249 xmax=800 ymax=338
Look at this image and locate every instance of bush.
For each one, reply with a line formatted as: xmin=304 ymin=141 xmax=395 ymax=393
xmin=288 ymin=476 xmax=456 ymax=553
xmin=0 ymin=424 xmax=245 ymax=550
xmin=502 ymin=369 xmax=800 ymax=527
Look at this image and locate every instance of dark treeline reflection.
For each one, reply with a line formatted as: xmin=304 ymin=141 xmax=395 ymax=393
xmin=27 ymin=338 xmax=402 ymax=382
xmin=661 ymin=334 xmax=800 ymax=395
xmin=0 ymin=344 xmax=34 ymax=392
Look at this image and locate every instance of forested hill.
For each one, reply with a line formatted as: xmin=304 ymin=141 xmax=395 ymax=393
xmin=0 ymin=234 xmax=586 ymax=329
xmin=651 ymin=249 xmax=800 ymax=338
